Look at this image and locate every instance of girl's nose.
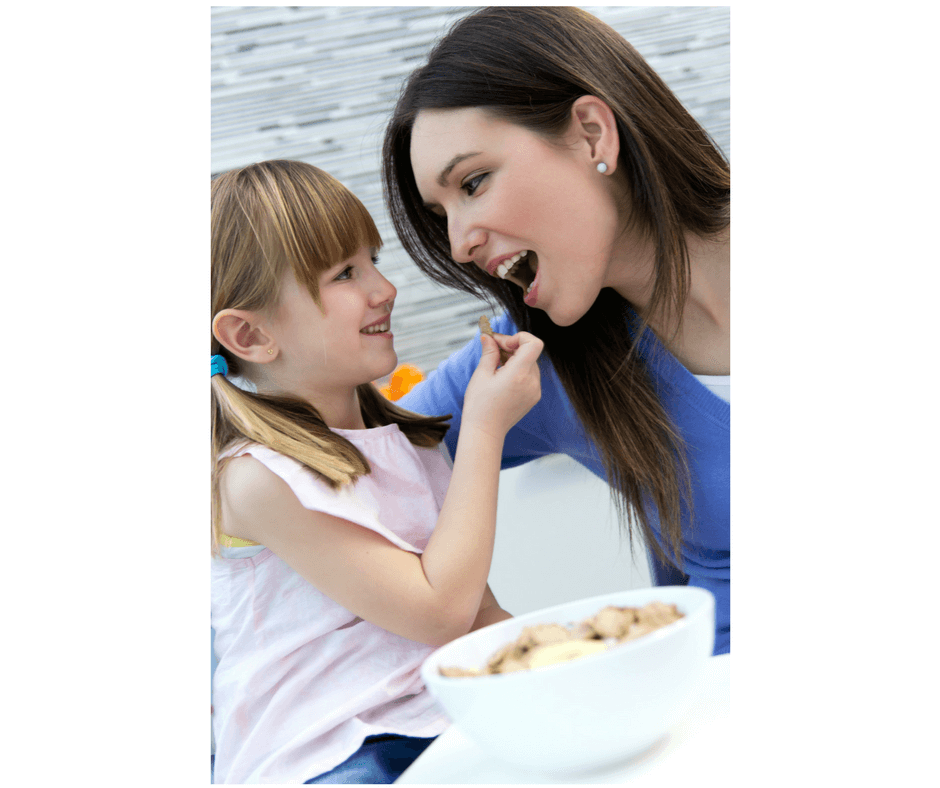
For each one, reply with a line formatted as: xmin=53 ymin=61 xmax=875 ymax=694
xmin=369 ymin=269 xmax=397 ymax=309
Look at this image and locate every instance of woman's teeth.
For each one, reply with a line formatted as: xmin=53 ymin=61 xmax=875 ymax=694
xmin=494 ymin=250 xmax=537 ymax=295
xmin=495 ymin=251 xmax=528 ymax=279
xmin=361 ymin=320 xmax=390 ymax=334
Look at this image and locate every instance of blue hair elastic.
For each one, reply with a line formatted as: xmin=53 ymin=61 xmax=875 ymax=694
xmin=211 ymin=354 xmax=229 ymax=378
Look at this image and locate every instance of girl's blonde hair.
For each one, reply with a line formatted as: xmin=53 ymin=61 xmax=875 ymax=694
xmin=211 ymin=160 xmax=449 ymax=553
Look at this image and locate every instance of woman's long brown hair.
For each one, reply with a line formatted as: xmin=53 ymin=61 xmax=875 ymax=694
xmin=382 ymin=7 xmax=730 ymax=568
xmin=211 ymin=160 xmax=449 ymax=553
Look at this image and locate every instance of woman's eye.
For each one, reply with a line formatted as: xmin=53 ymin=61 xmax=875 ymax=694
xmin=462 ymin=172 xmax=488 ymax=196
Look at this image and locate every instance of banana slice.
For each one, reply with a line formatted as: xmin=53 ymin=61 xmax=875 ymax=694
xmin=439 ymin=666 xmax=484 ymax=678
xmin=526 ymin=639 xmax=608 ymax=670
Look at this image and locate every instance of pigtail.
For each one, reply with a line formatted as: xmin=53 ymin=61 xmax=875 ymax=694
xmin=357 ymin=383 xmax=450 ymax=447
xmin=211 ymin=370 xmax=369 ymax=554
xmin=211 ymin=371 xmax=451 ymax=554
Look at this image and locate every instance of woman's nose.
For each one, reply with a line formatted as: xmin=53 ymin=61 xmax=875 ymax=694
xmin=448 ymin=216 xmax=485 ymax=264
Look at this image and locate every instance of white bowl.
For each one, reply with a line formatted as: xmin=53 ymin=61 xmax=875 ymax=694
xmin=421 ymin=586 xmax=715 ymax=774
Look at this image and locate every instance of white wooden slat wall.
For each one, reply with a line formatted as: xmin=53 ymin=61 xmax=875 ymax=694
xmin=211 ymin=6 xmax=730 ymax=378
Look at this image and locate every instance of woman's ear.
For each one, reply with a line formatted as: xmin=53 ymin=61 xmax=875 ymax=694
xmin=212 ymin=309 xmax=277 ymax=364
xmin=569 ymin=95 xmax=621 ymax=175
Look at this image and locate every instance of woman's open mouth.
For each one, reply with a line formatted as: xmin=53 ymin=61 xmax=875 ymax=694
xmin=493 ymin=250 xmax=538 ymax=296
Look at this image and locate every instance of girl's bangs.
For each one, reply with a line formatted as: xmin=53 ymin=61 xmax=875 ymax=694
xmin=285 ymin=175 xmax=383 ymax=288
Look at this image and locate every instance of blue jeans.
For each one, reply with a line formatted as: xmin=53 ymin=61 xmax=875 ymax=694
xmin=304 ymin=734 xmax=437 ymax=784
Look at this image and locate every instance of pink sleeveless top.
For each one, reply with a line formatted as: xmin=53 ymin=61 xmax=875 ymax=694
xmin=211 ymin=424 xmax=451 ymax=783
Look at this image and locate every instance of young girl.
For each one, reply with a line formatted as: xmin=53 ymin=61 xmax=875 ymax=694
xmin=210 ymin=159 xmax=542 ymax=784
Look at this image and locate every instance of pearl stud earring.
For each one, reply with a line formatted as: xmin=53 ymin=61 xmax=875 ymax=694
xmin=597 ymin=162 xmax=608 ymax=174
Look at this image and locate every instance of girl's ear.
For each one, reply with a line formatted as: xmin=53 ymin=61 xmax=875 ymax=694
xmin=569 ymin=95 xmax=621 ymax=175
xmin=212 ymin=309 xmax=277 ymax=364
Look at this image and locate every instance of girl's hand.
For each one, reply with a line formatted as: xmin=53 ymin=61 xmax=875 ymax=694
xmin=462 ymin=331 xmax=543 ymax=440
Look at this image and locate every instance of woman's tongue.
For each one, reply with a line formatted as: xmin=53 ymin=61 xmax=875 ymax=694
xmin=511 ymin=252 xmax=537 ymax=291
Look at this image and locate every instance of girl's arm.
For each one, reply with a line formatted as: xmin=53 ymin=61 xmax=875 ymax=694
xmin=400 ymin=313 xmax=556 ymax=469
xmin=471 ymin=584 xmax=513 ymax=631
xmin=220 ymin=332 xmax=541 ymax=647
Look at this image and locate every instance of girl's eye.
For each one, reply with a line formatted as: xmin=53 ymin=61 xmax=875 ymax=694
xmin=371 ymin=254 xmax=380 ymax=265
xmin=335 ymin=265 xmax=354 ymax=281
xmin=461 ymin=172 xmax=488 ymax=196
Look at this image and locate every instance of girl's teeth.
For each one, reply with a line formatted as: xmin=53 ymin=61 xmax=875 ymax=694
xmin=526 ymin=282 xmax=534 ymax=294
xmin=362 ymin=322 xmax=389 ymax=334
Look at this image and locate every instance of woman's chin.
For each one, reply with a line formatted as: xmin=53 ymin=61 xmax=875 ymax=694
xmin=543 ymin=301 xmax=587 ymax=328
xmin=538 ymin=284 xmax=605 ymax=328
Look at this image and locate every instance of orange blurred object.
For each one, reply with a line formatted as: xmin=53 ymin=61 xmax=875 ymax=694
xmin=379 ymin=363 xmax=425 ymax=401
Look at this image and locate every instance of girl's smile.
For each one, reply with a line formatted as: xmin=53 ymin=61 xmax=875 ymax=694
xmin=360 ymin=310 xmax=392 ymax=337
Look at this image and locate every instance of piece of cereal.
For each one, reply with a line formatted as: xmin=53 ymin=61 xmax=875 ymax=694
xmin=485 ymin=642 xmax=518 ymax=673
xmin=496 ymin=657 xmax=531 ymax=674
xmin=479 ymin=315 xmax=511 ymax=365
xmin=588 ymin=606 xmax=636 ymax=639
xmin=518 ymin=623 xmax=571 ymax=648
xmin=635 ymin=601 xmax=682 ymax=628
xmin=620 ymin=621 xmax=657 ymax=642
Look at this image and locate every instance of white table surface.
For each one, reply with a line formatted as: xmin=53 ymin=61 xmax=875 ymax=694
xmin=397 ymin=653 xmax=729 ymax=785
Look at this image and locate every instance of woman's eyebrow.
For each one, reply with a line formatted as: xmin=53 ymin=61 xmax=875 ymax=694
xmin=437 ymin=151 xmax=481 ymax=187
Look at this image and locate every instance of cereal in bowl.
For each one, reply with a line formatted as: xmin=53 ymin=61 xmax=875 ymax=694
xmin=440 ymin=601 xmax=683 ymax=677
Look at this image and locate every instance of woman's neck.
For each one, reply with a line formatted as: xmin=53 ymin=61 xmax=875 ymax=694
xmin=611 ymin=226 xmax=730 ymax=375
xmin=669 ymin=227 xmax=730 ymax=375
xmin=683 ymin=226 xmax=730 ymax=329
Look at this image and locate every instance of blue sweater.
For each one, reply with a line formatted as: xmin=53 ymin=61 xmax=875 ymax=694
xmin=399 ymin=311 xmax=730 ymax=655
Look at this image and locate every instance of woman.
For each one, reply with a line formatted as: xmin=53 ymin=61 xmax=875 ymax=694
xmin=383 ymin=7 xmax=730 ymax=654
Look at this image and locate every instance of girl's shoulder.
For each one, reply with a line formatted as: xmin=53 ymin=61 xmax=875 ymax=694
xmin=218 ymin=442 xmax=339 ymax=541
xmin=221 ymin=451 xmax=283 ymax=501
xmin=221 ymin=441 xmax=308 ymax=485
xmin=218 ymin=451 xmax=296 ymax=542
